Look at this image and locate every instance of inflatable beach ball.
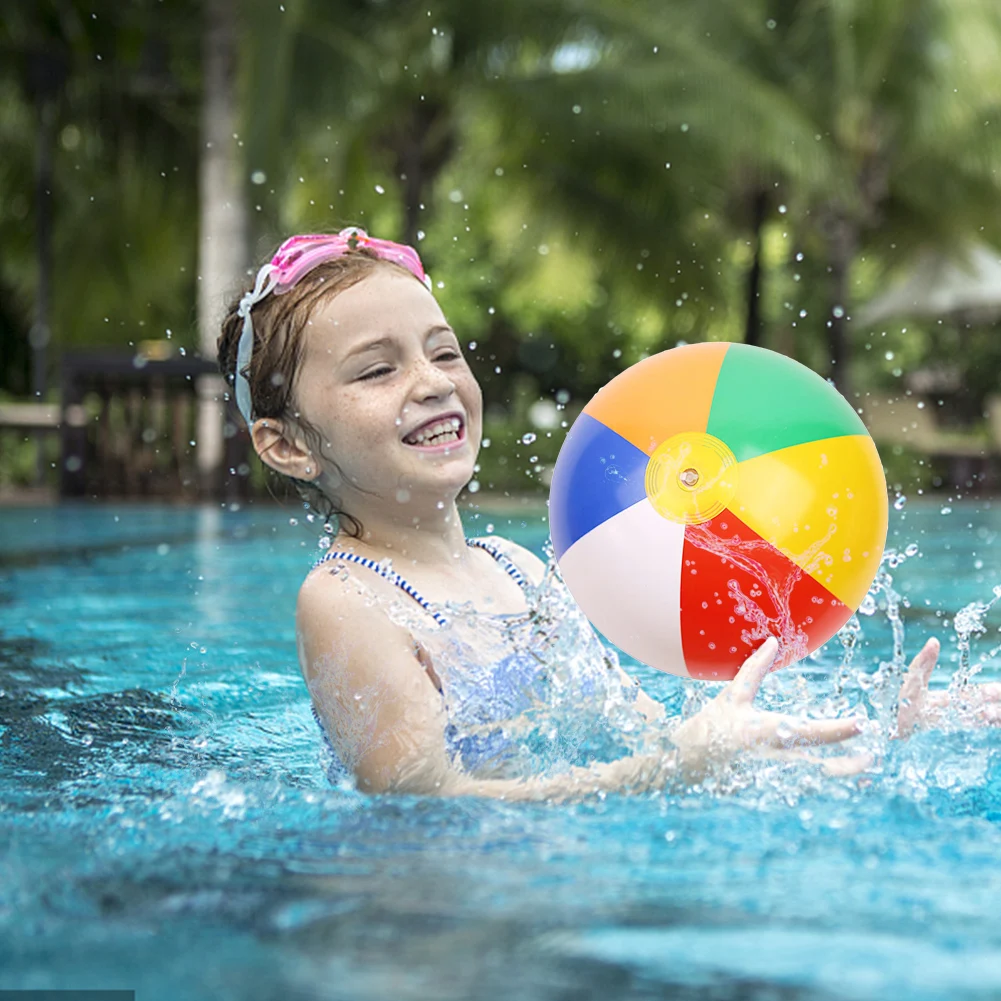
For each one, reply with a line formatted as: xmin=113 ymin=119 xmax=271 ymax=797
xmin=549 ymin=342 xmax=887 ymax=680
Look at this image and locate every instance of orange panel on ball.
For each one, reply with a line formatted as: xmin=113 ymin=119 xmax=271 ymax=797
xmin=582 ymin=341 xmax=729 ymax=455
xmin=679 ymin=508 xmax=851 ymax=680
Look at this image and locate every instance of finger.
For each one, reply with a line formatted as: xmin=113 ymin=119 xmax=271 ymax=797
xmin=727 ymin=637 xmax=779 ymax=704
xmin=819 ymin=751 xmax=875 ymax=777
xmin=758 ymin=748 xmax=874 ymax=776
xmin=973 ymin=682 xmax=1001 ymax=703
xmin=896 ymin=637 xmax=940 ymax=738
xmin=903 ymin=637 xmax=940 ymax=692
xmin=771 ymin=715 xmax=865 ymax=749
xmin=976 ymin=703 xmax=1001 ymax=726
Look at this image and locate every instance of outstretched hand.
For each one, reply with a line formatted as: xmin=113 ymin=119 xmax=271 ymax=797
xmin=897 ymin=637 xmax=1001 ymax=736
xmin=670 ymin=637 xmax=871 ymax=782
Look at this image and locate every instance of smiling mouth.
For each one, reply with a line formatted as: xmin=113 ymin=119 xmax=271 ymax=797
xmin=402 ymin=416 xmax=465 ymax=449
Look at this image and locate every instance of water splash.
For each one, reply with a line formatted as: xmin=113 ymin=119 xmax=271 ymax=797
xmin=839 ymin=543 xmax=1001 ymax=737
xmin=685 ymin=523 xmax=812 ymax=668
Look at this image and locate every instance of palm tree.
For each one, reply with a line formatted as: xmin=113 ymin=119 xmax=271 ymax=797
xmin=620 ymin=0 xmax=1001 ymax=395
xmin=197 ymin=0 xmax=247 ymax=495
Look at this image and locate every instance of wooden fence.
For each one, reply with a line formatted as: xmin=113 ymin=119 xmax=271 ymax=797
xmin=58 ymin=351 xmax=251 ymax=500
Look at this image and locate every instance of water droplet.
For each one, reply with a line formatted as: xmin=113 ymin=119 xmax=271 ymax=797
xmin=521 ymin=432 xmax=537 ymax=445
xmin=893 ymin=495 xmax=907 ymax=510
xmin=467 ymin=480 xmax=480 ymax=493
xmin=905 ymin=543 xmax=918 ymax=557
xmin=289 ymin=517 xmax=298 ymax=526
xmin=436 ymin=501 xmax=445 ymax=509
xmin=940 ymin=506 xmax=953 ymax=515
xmin=374 ymin=184 xmax=385 ymax=194
xmin=858 ymin=594 xmax=877 ymax=616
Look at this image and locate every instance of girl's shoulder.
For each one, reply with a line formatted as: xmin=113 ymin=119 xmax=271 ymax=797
xmin=473 ymin=534 xmax=547 ymax=588
xmin=299 ymin=551 xmax=395 ymax=623
xmin=297 ymin=553 xmax=417 ymax=653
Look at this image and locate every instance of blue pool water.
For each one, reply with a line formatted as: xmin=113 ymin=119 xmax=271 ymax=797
xmin=2 ymin=499 xmax=1001 ymax=1000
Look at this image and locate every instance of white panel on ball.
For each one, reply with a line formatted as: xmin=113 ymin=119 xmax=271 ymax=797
xmin=558 ymin=499 xmax=689 ymax=677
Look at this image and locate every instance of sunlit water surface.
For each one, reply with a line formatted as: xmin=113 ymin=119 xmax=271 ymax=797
xmin=2 ymin=499 xmax=1001 ymax=1000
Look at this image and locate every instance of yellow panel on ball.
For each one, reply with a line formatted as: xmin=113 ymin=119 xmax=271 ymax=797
xmin=730 ymin=434 xmax=887 ymax=610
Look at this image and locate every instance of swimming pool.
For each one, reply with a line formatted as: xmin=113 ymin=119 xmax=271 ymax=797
xmin=2 ymin=499 xmax=1001 ymax=1000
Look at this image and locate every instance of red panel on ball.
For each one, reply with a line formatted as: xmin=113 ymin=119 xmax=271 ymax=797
xmin=679 ymin=509 xmax=851 ymax=680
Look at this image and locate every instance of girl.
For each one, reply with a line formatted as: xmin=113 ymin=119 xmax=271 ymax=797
xmin=216 ymin=228 xmax=983 ymax=801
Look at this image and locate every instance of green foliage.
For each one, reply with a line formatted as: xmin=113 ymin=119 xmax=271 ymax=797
xmin=3 ymin=0 xmax=1001 ymax=497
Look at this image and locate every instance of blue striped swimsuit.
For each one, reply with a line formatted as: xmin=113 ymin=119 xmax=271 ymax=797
xmin=310 ymin=537 xmax=544 ymax=781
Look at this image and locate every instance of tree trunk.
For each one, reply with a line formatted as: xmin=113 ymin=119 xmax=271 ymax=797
xmin=743 ymin=189 xmax=768 ymax=347
xmin=825 ymin=214 xmax=857 ymax=401
xmin=31 ymin=98 xmax=56 ymax=485
xmin=391 ymin=100 xmax=454 ymax=248
xmin=197 ymin=0 xmax=247 ymax=497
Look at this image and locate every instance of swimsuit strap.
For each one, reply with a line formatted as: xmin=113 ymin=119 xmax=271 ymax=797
xmin=313 ymin=536 xmax=531 ymax=628
xmin=464 ymin=537 xmax=531 ymax=591
xmin=313 ymin=549 xmax=451 ymax=628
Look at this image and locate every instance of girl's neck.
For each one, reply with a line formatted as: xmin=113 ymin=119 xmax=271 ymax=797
xmin=333 ymin=499 xmax=472 ymax=569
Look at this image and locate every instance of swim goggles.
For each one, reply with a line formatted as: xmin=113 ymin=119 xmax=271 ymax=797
xmin=234 ymin=227 xmax=432 ymax=427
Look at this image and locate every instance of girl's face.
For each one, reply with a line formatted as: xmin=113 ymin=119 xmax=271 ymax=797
xmin=293 ymin=267 xmax=482 ymax=510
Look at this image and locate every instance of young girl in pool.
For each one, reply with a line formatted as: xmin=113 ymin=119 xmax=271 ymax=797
xmin=217 ymin=228 xmax=996 ymax=800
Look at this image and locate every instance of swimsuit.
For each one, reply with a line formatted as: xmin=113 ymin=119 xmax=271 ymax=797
xmin=309 ymin=537 xmax=546 ymax=782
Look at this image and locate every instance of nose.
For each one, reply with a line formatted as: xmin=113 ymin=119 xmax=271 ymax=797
xmin=410 ymin=356 xmax=456 ymax=402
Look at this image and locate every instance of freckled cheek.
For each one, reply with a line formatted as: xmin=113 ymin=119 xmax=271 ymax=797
xmin=342 ymin=400 xmax=394 ymax=447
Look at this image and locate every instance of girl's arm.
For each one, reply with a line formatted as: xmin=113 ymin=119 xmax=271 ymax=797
xmin=297 ymin=567 xmax=669 ymax=800
xmin=298 ymin=572 xmax=866 ymax=800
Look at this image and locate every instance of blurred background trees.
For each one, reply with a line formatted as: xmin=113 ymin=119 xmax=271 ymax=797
xmin=3 ymin=0 xmax=1001 ymax=495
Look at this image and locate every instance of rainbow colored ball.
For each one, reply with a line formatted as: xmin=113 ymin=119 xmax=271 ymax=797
xmin=549 ymin=343 xmax=887 ymax=680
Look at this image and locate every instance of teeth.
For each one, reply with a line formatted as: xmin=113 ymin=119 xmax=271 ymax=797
xmin=405 ymin=417 xmax=461 ymax=445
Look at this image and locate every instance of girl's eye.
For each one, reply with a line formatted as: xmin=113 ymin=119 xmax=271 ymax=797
xmin=358 ymin=350 xmax=459 ymax=380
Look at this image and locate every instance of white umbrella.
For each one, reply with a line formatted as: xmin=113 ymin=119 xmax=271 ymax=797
xmin=857 ymin=242 xmax=1001 ymax=326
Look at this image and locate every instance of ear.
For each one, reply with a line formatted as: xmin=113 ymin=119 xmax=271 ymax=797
xmin=250 ymin=418 xmax=318 ymax=482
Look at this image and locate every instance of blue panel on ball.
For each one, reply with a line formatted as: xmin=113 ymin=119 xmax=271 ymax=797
xmin=549 ymin=412 xmax=650 ymax=559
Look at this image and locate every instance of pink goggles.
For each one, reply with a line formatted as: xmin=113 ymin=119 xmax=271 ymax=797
xmin=234 ymin=227 xmax=431 ymax=426
xmin=268 ymin=227 xmax=431 ymax=293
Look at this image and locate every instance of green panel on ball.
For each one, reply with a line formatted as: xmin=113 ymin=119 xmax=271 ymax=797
xmin=706 ymin=343 xmax=866 ymax=462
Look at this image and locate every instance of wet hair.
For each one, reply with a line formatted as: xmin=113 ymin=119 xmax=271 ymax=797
xmin=217 ymin=248 xmax=412 ymax=538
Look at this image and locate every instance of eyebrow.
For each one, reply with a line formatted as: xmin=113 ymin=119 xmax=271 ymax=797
xmin=340 ymin=325 xmax=455 ymax=363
